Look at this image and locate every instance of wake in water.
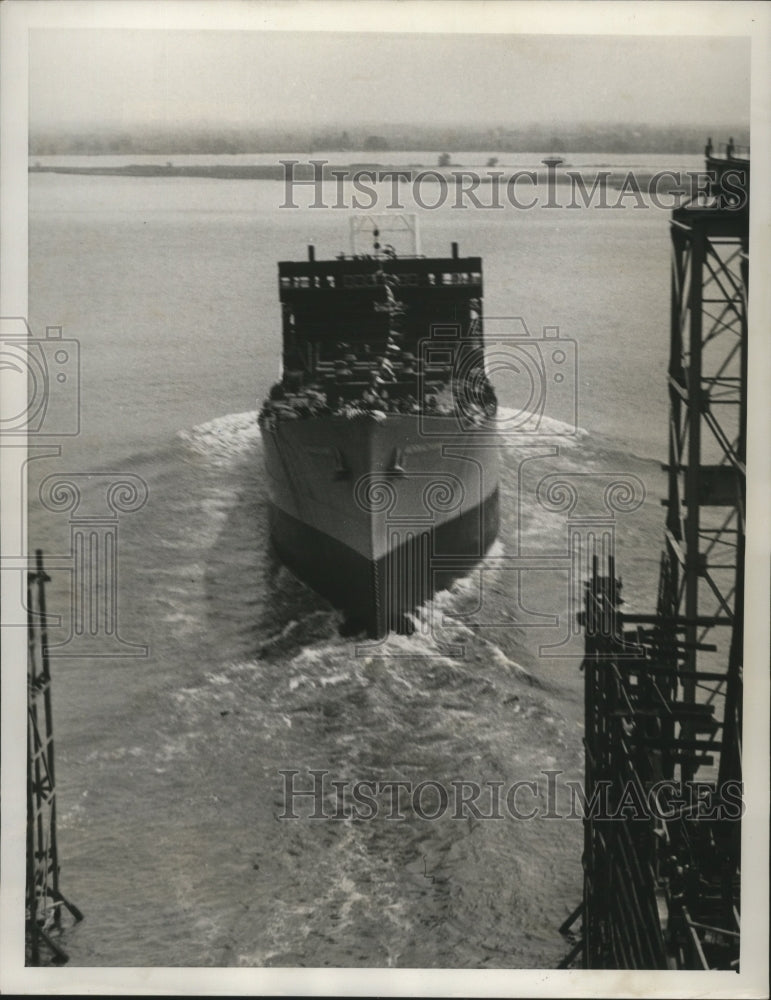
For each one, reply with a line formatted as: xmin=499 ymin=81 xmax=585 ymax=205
xmin=52 ymin=407 xmax=665 ymax=967
xmin=171 ymin=410 xmax=585 ymax=965
xmin=180 ymin=406 xmax=662 ymax=661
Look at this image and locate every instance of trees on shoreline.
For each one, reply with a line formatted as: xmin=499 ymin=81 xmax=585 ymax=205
xmin=29 ymin=121 xmax=749 ymax=157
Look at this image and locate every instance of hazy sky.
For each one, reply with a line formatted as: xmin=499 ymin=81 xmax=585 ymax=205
xmin=29 ymin=29 xmax=751 ymax=131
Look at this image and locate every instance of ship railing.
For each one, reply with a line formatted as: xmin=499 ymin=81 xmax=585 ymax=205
xmin=338 ymin=252 xmax=426 ymax=262
xmin=315 ymin=358 xmax=433 ymax=375
xmin=318 ymin=376 xmax=451 ymax=405
xmin=314 ymin=359 xmax=455 ymax=381
xmin=280 ymin=269 xmax=480 ymax=290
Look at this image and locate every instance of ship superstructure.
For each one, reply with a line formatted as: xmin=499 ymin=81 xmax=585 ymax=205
xmin=259 ymin=222 xmax=500 ymax=636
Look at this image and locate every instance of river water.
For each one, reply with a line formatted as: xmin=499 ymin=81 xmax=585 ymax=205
xmin=26 ymin=155 xmax=685 ymax=967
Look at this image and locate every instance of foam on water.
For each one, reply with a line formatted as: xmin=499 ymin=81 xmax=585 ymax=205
xmin=182 ymin=406 xmax=587 ymax=468
xmin=50 ymin=405 xmax=663 ymax=968
xmin=179 ymin=409 xmax=262 ymax=465
xmin=496 ymin=406 xmax=591 ymax=443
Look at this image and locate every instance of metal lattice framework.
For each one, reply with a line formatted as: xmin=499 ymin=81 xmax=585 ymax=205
xmin=563 ymin=150 xmax=748 ymax=971
xmin=664 ymin=168 xmax=747 ymax=785
xmin=27 ymin=550 xmax=82 ymax=964
xmin=571 ymin=562 xmax=742 ymax=970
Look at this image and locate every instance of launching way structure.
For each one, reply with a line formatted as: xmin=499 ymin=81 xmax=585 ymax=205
xmin=562 ymin=141 xmax=749 ymax=971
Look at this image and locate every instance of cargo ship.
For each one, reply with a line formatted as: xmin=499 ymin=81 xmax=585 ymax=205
xmin=259 ymin=221 xmax=500 ymax=637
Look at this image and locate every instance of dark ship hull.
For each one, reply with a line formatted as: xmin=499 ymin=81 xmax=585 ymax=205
xmin=259 ymin=229 xmax=499 ymax=637
xmin=262 ymin=413 xmax=499 ymax=636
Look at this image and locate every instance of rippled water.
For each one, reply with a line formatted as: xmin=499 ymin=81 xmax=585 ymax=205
xmin=29 ymin=409 xmax=663 ymax=967
xmin=27 ymin=167 xmax=670 ymax=966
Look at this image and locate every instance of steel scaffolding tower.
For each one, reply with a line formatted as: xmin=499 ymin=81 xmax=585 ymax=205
xmin=663 ymin=151 xmax=747 ymax=786
xmin=564 ymin=144 xmax=748 ymax=971
xmin=27 ymin=550 xmax=82 ymax=964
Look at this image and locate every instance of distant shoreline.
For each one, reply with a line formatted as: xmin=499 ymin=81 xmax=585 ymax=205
xmin=27 ymin=162 xmax=686 ymax=191
xmin=31 ymin=162 xmax=291 ymax=180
